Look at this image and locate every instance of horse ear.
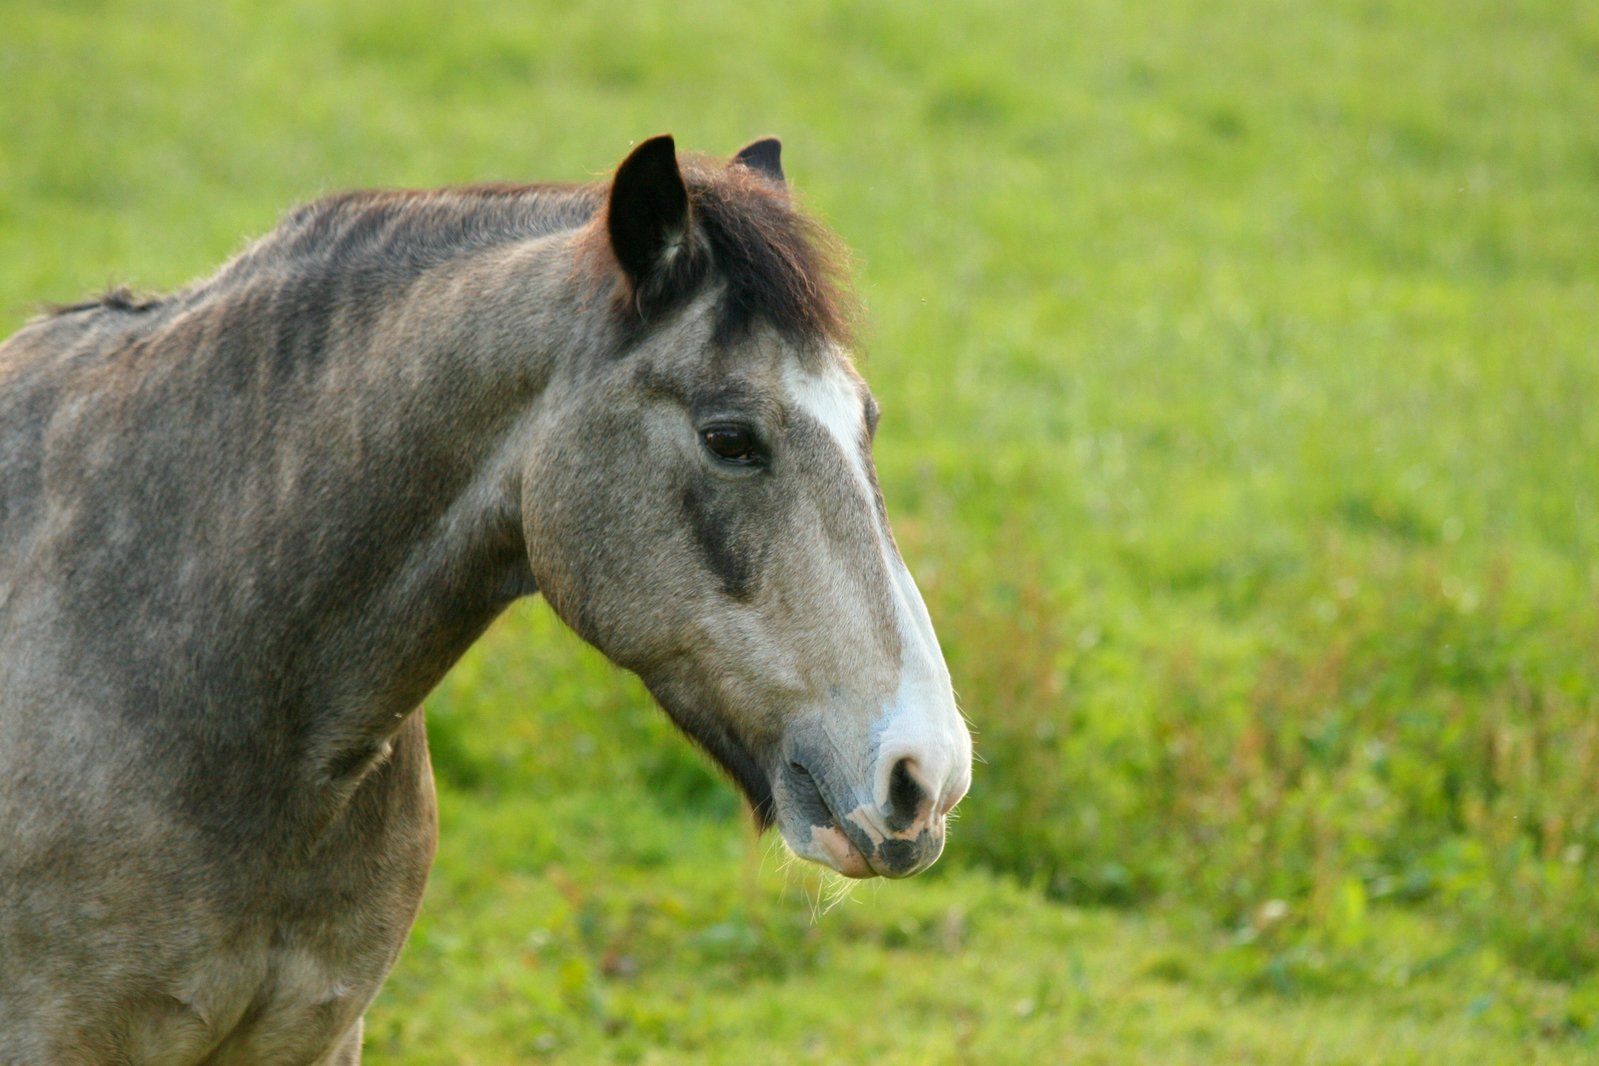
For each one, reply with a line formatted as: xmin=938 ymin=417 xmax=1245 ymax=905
xmin=732 ymin=137 xmax=785 ymax=185
xmin=607 ymin=135 xmax=691 ymax=287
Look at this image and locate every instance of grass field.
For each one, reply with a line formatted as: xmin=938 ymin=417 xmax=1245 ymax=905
xmin=4 ymin=0 xmax=1598 ymax=1061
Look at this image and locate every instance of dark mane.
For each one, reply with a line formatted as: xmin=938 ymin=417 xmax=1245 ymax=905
xmin=48 ymin=286 xmax=166 ymax=317
xmin=669 ymin=155 xmax=856 ymax=348
xmin=48 ymin=153 xmax=856 ymax=351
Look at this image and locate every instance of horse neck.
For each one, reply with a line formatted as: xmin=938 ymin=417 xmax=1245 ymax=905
xmin=241 ymin=241 xmax=593 ymax=726
xmin=104 ymin=235 xmax=587 ymax=762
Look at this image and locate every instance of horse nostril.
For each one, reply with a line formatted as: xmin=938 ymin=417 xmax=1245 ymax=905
xmin=886 ymin=757 xmax=929 ymax=831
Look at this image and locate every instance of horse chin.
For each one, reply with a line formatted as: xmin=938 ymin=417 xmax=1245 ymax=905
xmin=795 ymin=821 xmax=877 ymax=879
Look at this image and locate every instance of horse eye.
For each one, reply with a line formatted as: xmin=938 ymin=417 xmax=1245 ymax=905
xmin=702 ymin=424 xmax=761 ymax=465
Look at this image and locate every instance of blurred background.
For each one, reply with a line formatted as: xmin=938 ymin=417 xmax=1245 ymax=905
xmin=4 ymin=1 xmax=1596 ymax=1061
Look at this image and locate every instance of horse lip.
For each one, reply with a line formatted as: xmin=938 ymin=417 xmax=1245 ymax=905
xmin=785 ymin=761 xmax=834 ymax=829
xmin=784 ymin=762 xmax=880 ymax=878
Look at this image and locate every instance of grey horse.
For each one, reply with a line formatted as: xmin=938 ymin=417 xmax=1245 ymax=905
xmin=0 ymin=136 xmax=972 ymax=1063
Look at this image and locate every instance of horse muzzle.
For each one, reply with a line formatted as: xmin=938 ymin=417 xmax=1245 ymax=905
xmin=775 ymin=750 xmax=969 ymax=879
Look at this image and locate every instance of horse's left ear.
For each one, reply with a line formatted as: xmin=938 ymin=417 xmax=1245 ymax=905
xmin=732 ymin=137 xmax=785 ymax=185
xmin=608 ymin=134 xmax=691 ymax=289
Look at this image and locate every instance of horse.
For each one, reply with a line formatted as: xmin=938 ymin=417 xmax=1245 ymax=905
xmin=0 ymin=135 xmax=972 ymax=1064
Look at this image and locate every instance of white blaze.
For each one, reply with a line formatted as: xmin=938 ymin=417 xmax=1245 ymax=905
xmin=874 ymin=558 xmax=969 ymax=813
xmin=783 ymin=358 xmax=972 ymax=821
xmin=782 ymin=359 xmax=874 ymax=495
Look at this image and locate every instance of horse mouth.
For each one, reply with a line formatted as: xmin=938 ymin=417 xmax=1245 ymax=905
xmin=782 ymin=762 xmax=877 ymax=879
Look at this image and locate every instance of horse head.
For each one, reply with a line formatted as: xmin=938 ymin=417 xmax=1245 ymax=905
xmin=522 ymin=137 xmax=972 ymax=878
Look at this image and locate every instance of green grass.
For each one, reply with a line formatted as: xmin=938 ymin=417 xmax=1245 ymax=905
xmin=5 ymin=0 xmax=1598 ymax=1060
xmin=373 ymin=613 xmax=1599 ymax=1063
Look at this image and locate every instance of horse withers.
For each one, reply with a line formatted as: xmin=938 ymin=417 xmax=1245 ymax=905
xmin=0 ymin=136 xmax=972 ymax=1063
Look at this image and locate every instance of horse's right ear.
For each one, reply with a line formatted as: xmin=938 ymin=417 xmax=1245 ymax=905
xmin=607 ymin=135 xmax=691 ymax=291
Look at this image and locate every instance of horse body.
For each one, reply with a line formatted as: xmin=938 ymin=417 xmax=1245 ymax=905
xmin=0 ymin=187 xmax=533 ymax=1064
xmin=0 ymin=139 xmax=971 ymax=1062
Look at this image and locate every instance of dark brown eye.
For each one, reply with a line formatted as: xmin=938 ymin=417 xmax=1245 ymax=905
xmin=701 ymin=424 xmax=762 ymax=465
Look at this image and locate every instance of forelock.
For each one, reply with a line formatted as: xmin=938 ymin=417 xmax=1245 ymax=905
xmin=676 ymin=158 xmax=858 ymax=351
